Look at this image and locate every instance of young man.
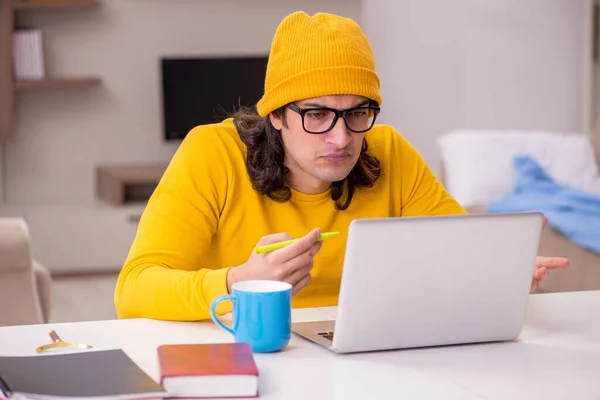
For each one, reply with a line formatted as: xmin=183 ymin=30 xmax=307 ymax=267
xmin=114 ymin=11 xmax=568 ymax=321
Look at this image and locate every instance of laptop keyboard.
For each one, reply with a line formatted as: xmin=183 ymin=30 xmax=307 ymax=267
xmin=317 ymin=331 xmax=334 ymax=341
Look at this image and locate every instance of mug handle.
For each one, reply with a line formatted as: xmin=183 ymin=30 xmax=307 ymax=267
xmin=210 ymin=294 xmax=236 ymax=335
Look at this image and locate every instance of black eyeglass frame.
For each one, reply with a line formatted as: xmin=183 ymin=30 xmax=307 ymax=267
xmin=286 ymin=103 xmax=381 ymax=134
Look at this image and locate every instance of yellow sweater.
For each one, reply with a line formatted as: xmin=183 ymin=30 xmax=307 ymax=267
xmin=114 ymin=118 xmax=465 ymax=321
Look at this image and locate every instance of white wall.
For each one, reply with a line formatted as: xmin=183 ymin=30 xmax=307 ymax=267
xmin=593 ymin=0 xmax=600 ymax=130
xmin=462 ymin=1 xmax=589 ymax=132
xmin=7 ymin=0 xmax=362 ymax=206
xmin=363 ymin=0 xmax=591 ymax=173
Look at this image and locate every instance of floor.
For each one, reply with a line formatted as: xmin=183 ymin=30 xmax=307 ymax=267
xmin=49 ymin=273 xmax=119 ymax=323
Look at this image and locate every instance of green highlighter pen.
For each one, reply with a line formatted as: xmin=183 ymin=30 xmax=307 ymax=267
xmin=255 ymin=231 xmax=341 ymax=254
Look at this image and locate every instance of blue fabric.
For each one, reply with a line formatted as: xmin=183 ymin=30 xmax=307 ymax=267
xmin=486 ymin=155 xmax=600 ymax=254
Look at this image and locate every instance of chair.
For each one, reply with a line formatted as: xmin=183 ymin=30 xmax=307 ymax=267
xmin=0 ymin=218 xmax=52 ymax=326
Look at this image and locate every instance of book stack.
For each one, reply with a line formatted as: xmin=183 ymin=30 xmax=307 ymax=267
xmin=12 ymin=29 xmax=45 ymax=81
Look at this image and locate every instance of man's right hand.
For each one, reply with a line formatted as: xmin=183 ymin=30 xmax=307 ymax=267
xmin=226 ymin=228 xmax=323 ymax=295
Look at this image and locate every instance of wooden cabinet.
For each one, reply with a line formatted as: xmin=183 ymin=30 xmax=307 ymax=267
xmin=0 ymin=203 xmax=146 ymax=274
xmin=0 ymin=0 xmax=102 ymax=141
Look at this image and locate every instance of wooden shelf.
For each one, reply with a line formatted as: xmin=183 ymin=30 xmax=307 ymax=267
xmin=0 ymin=0 xmax=102 ymax=140
xmin=13 ymin=0 xmax=100 ymax=11
xmin=96 ymin=164 xmax=168 ymax=205
xmin=14 ymin=76 xmax=101 ymax=91
xmin=0 ymin=0 xmax=14 ymax=141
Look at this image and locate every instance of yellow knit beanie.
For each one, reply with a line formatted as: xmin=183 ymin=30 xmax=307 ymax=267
xmin=256 ymin=11 xmax=382 ymax=117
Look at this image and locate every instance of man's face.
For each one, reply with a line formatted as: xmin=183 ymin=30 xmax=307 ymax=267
xmin=270 ymin=95 xmax=371 ymax=194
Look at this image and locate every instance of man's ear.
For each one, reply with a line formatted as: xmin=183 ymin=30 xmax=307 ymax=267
xmin=269 ymin=112 xmax=283 ymax=131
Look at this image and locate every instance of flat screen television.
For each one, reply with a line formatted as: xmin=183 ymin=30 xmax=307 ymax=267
xmin=161 ymin=56 xmax=268 ymax=140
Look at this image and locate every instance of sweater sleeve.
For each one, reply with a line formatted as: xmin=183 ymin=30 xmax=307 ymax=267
xmin=114 ymin=126 xmax=234 ymax=321
xmin=396 ymin=131 xmax=467 ymax=217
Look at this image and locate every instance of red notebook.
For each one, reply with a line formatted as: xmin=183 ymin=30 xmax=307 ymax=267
xmin=157 ymin=343 xmax=259 ymax=398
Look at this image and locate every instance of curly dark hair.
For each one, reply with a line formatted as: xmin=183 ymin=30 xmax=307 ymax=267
xmin=232 ymin=105 xmax=381 ymax=210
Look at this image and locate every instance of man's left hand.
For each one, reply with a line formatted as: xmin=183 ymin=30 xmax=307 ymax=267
xmin=531 ymin=216 xmax=570 ymax=293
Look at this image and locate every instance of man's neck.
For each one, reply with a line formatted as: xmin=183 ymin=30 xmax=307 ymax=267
xmin=285 ymin=171 xmax=331 ymax=195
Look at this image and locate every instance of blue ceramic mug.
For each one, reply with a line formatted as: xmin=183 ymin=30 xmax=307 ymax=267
xmin=210 ymin=280 xmax=292 ymax=353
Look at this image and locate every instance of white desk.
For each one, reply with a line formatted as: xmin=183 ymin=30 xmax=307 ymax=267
xmin=0 ymin=291 xmax=599 ymax=399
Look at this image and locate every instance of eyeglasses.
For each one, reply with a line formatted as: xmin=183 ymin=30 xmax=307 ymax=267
xmin=287 ymin=103 xmax=381 ymax=134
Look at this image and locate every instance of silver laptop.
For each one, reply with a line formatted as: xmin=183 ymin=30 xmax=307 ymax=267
xmin=292 ymin=212 xmax=543 ymax=353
